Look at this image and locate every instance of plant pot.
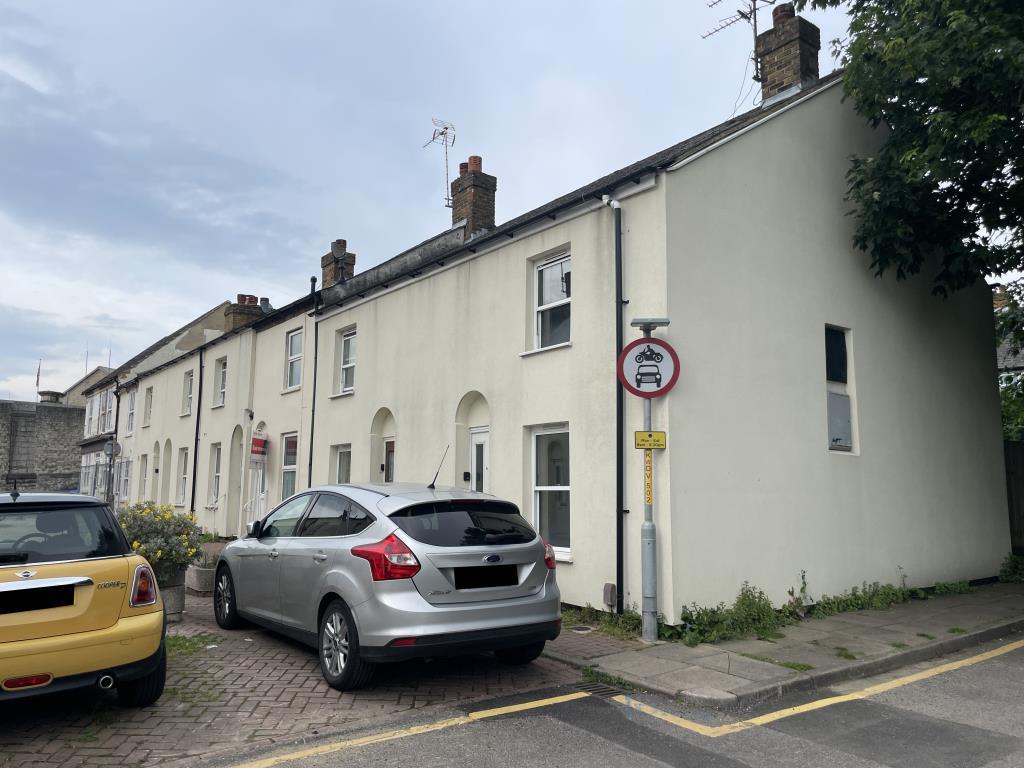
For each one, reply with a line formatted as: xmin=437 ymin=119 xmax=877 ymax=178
xmin=186 ymin=564 xmax=216 ymax=595
xmin=154 ymin=563 xmax=188 ymax=623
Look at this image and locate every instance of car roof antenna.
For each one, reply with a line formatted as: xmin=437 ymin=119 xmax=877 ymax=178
xmin=10 ymin=478 xmax=19 ymax=502
xmin=427 ymin=445 xmax=450 ymax=490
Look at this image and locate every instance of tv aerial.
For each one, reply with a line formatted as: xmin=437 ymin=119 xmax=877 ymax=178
xmin=423 ymin=118 xmax=456 ymax=209
xmin=701 ymin=0 xmax=778 ymax=84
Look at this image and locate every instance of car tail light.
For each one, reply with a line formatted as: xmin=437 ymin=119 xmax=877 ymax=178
xmin=543 ymin=540 xmax=556 ymax=570
xmin=351 ymin=533 xmax=421 ymax=581
xmin=3 ymin=674 xmax=52 ymax=690
xmin=130 ymin=564 xmax=158 ymax=607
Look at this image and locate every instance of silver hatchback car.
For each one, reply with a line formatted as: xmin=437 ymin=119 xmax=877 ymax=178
xmin=213 ymin=484 xmax=561 ymax=690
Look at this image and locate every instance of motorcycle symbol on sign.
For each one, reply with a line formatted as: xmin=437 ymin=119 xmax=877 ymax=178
xmin=634 ymin=344 xmax=664 ymax=364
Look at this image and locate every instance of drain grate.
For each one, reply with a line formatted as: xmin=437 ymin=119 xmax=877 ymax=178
xmin=574 ymin=681 xmax=622 ymax=698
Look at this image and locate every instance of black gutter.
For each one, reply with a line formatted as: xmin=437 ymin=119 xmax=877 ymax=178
xmin=190 ymin=349 xmax=204 ymax=513
xmin=307 ymin=278 xmax=321 ymax=487
xmin=613 ymin=203 xmax=625 ymax=615
xmin=109 ymin=385 xmax=122 ymax=504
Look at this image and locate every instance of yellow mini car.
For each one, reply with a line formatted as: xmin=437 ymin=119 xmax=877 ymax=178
xmin=0 ymin=493 xmax=166 ymax=706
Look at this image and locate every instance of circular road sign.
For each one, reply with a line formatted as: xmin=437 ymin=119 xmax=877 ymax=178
xmin=617 ymin=337 xmax=680 ymax=399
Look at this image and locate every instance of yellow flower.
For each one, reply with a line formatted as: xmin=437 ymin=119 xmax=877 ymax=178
xmin=131 ymin=541 xmax=140 ymax=550
xmin=155 ymin=549 xmax=162 ymax=559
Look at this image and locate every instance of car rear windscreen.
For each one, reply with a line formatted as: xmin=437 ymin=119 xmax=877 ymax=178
xmin=0 ymin=504 xmax=128 ymax=565
xmin=389 ymin=500 xmax=537 ymax=547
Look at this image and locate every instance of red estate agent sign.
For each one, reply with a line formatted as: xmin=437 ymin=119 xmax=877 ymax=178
xmin=617 ymin=337 xmax=680 ymax=399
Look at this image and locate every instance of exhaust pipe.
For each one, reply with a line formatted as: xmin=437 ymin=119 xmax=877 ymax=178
xmin=97 ymin=675 xmax=114 ymax=690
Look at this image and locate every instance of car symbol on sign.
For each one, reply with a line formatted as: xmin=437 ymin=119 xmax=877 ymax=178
xmin=635 ymin=364 xmax=662 ymax=388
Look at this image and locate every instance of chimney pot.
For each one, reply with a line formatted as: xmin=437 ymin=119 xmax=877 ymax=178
xmin=236 ymin=293 xmax=246 ymax=303
xmin=773 ymin=2 xmax=795 ymax=24
xmin=331 ymin=239 xmax=347 ymax=257
xmin=459 ymin=162 xmax=469 ymax=177
xmin=468 ymin=155 xmax=482 ymax=173
xmin=321 ymin=240 xmax=357 ymax=289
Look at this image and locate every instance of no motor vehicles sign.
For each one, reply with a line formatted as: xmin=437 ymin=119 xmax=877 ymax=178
xmin=617 ymin=337 xmax=680 ymax=399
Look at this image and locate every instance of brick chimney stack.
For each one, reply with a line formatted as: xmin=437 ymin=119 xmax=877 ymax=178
xmin=321 ymin=239 xmax=357 ymax=290
xmin=755 ymin=3 xmax=820 ymax=104
xmin=225 ymin=294 xmax=263 ymax=331
xmin=451 ymin=155 xmax=497 ymax=241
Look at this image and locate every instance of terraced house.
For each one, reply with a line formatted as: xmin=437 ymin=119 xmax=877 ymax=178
xmin=95 ymin=7 xmax=1010 ymax=616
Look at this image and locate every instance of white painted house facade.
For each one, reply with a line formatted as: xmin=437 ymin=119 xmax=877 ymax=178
xmin=100 ymin=9 xmax=1010 ymax=616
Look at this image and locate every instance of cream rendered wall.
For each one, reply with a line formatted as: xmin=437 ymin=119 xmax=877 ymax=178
xmin=311 ymin=196 xmax=661 ymax=609
xmin=663 ymin=84 xmax=1009 ymax=610
xmin=134 ymin=354 xmax=200 ymax=510
xmin=192 ymin=331 xmax=256 ymax=536
xmin=250 ymin=310 xmax=314 ymax=512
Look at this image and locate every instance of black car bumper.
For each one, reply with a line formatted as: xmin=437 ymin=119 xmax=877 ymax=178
xmin=360 ymin=619 xmax=562 ymax=663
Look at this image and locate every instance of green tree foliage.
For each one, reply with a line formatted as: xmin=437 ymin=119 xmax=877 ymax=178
xmin=794 ymin=1 xmax=1024 ymax=317
xmin=1000 ymin=375 xmax=1024 ymax=440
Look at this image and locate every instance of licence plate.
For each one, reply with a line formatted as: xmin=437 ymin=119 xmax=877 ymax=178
xmin=453 ymin=565 xmax=518 ymax=590
xmin=0 ymin=584 xmax=75 ymax=615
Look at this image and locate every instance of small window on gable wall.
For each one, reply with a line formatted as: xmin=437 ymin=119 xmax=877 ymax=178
xmin=825 ymin=325 xmax=854 ymax=452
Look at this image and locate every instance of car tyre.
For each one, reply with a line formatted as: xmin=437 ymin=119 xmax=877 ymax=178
xmin=213 ymin=565 xmax=244 ymax=629
xmin=319 ymin=599 xmax=375 ymax=691
xmin=117 ymin=648 xmax=166 ymax=707
xmin=494 ymin=641 xmax=545 ymax=665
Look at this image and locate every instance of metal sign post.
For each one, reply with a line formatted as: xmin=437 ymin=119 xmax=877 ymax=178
xmin=617 ymin=318 xmax=677 ymax=643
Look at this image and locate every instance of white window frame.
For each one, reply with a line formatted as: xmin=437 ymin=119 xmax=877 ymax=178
xmin=339 ymin=330 xmax=356 ymax=394
xmin=182 ymin=370 xmax=194 ymax=416
xmin=825 ymin=325 xmax=858 ymax=454
xmin=177 ymin=447 xmax=189 ymax=505
xmin=334 ymin=443 xmax=352 ymax=484
xmin=281 ymin=432 xmax=298 ymax=500
xmin=534 ymin=254 xmax=571 ymax=350
xmin=285 ymin=329 xmax=303 ymax=389
xmin=143 ymin=387 xmax=153 ymax=427
xmin=120 ymin=459 xmax=131 ymax=501
xmin=532 ymin=424 xmax=571 ymax=560
xmin=214 ymin=357 xmax=227 ymax=406
xmin=125 ymin=390 xmax=136 ymax=435
xmin=101 ymin=390 xmax=114 ymax=432
xmin=210 ymin=443 xmax=222 ymax=503
xmin=85 ymin=396 xmax=94 ymax=436
xmin=138 ymin=454 xmax=148 ymax=500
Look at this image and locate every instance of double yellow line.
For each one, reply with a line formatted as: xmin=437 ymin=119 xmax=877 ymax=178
xmin=613 ymin=637 xmax=1024 ymax=737
xmin=231 ymin=638 xmax=1024 ymax=767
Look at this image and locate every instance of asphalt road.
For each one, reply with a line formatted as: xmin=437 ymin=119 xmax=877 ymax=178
xmin=230 ymin=638 xmax=1024 ymax=768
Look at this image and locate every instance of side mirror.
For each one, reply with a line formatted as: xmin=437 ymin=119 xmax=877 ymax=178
xmin=246 ymin=520 xmax=262 ymax=538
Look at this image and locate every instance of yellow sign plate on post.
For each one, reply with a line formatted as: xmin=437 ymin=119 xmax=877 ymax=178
xmin=635 ymin=431 xmax=667 ymax=450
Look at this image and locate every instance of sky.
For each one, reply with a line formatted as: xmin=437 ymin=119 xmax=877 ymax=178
xmin=0 ymin=1 xmax=848 ymax=401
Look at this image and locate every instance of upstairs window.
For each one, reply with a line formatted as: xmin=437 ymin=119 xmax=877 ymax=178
xmin=143 ymin=387 xmax=153 ymax=427
xmin=536 ymin=255 xmax=571 ymax=349
xmin=182 ymin=370 xmax=194 ymax=416
xmin=285 ymin=330 xmax=303 ymax=389
xmin=339 ymin=330 xmax=356 ymax=393
xmin=102 ymin=390 xmax=115 ymax=432
xmin=85 ymin=396 xmax=95 ymax=436
xmin=125 ymin=390 xmax=136 ymax=434
xmin=214 ymin=357 xmax=227 ymax=406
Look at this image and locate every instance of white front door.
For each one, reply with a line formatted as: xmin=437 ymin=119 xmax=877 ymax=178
xmin=470 ymin=428 xmax=489 ymax=493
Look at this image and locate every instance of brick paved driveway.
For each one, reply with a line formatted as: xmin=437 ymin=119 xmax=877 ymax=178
xmin=0 ymin=594 xmax=579 ymax=768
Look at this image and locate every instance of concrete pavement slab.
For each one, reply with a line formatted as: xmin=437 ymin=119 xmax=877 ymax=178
xmin=642 ymin=642 xmax=725 ymax=662
xmin=651 ymin=666 xmax=754 ymax=695
xmin=697 ymin=653 xmax=795 ymax=682
xmin=591 ymin=650 xmax=688 ymax=678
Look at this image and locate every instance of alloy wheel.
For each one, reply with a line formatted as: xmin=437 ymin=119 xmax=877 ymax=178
xmin=322 ymin=610 xmax=349 ymax=676
xmin=216 ymin=573 xmax=232 ymax=620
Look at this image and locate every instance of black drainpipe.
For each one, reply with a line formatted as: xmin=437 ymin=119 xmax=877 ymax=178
xmin=109 ymin=384 xmax=122 ymax=504
xmin=612 ymin=200 xmax=626 ymax=615
xmin=190 ymin=348 xmax=204 ymax=514
xmin=307 ymin=277 xmax=320 ymax=487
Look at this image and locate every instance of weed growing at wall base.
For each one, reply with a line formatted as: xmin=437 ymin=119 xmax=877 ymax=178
xmin=999 ymin=553 xmax=1024 ymax=583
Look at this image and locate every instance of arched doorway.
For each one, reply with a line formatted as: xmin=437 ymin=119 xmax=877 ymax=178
xmin=160 ymin=439 xmax=172 ymax=505
xmin=455 ymin=392 xmax=491 ymax=491
xmin=369 ymin=408 xmax=397 ymax=483
xmin=150 ymin=442 xmax=160 ymax=501
xmin=227 ymin=425 xmax=243 ymax=536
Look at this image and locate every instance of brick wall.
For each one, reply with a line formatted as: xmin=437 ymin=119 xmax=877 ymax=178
xmin=1 ymin=401 xmax=86 ymax=492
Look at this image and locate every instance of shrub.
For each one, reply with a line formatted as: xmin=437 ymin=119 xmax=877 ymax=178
xmin=678 ymin=582 xmax=793 ymax=646
xmin=932 ymin=580 xmax=973 ymax=595
xmin=999 ymin=553 xmax=1024 ymax=583
xmin=812 ymin=582 xmax=910 ymax=617
xmin=117 ymin=501 xmax=202 ymax=576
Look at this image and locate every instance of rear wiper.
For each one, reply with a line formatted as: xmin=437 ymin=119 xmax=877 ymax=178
xmin=0 ymin=553 xmax=29 ymax=564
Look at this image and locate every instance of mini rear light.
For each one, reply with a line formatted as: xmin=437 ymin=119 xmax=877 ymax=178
xmin=3 ymin=674 xmax=52 ymax=690
xmin=130 ymin=564 xmax=158 ymax=607
xmin=388 ymin=637 xmax=418 ymax=647
xmin=543 ymin=540 xmax=556 ymax=570
xmin=351 ymin=533 xmax=421 ymax=581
